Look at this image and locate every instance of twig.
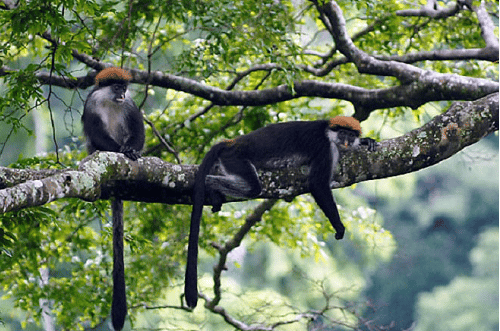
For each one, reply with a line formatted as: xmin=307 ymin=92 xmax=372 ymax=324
xmin=207 ymin=199 xmax=278 ymax=308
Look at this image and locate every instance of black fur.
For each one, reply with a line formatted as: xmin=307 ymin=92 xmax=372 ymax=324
xmin=111 ymin=199 xmax=127 ymax=331
xmin=82 ymin=77 xmax=144 ymax=330
xmin=184 ymin=119 xmax=376 ymax=308
xmin=82 ymin=84 xmax=144 ymax=160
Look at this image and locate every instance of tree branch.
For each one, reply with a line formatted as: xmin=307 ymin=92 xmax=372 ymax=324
xmin=342 ymin=92 xmax=499 ymax=184
xmin=395 ymin=0 xmax=498 ymax=61
xmin=188 ymin=200 xmax=281 ymax=331
xmin=207 ymin=199 xmax=278 ymax=309
xmin=309 ymin=0 xmax=498 ymax=118
xmin=1 ymin=12 xmax=497 ymax=119
xmin=2 ymin=64 xmax=494 ymax=119
xmin=471 ymin=0 xmax=499 ymax=50
xmin=375 ymin=47 xmax=498 ymax=63
xmin=140 ymin=70 xmax=498 ymax=121
xmin=0 ymin=93 xmax=497 ymax=214
xmin=396 ymin=1 xmax=461 ymax=18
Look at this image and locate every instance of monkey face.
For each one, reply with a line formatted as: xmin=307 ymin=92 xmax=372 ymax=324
xmin=332 ymin=128 xmax=360 ymax=149
xmin=111 ymin=84 xmax=128 ymax=102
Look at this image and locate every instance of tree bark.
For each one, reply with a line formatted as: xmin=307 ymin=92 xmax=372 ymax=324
xmin=0 ymin=93 xmax=497 ymax=214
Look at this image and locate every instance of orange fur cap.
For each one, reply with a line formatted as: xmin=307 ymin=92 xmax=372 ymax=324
xmin=222 ymin=138 xmax=237 ymax=147
xmin=329 ymin=116 xmax=362 ymax=134
xmin=95 ymin=67 xmax=132 ymax=86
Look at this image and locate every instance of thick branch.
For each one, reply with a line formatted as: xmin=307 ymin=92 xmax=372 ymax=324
xmin=471 ymin=0 xmax=499 ymax=49
xmin=312 ymin=0 xmax=409 ymax=79
xmin=396 ymin=1 xmax=461 ymax=18
xmin=3 ymin=65 xmax=495 ymax=118
xmin=342 ymin=92 xmax=499 ymax=184
xmin=0 ymin=93 xmax=496 ymax=214
xmin=0 ymin=168 xmax=97 ymax=214
xmin=140 ymin=70 xmax=498 ymax=121
xmin=375 ymin=47 xmax=498 ymax=63
xmin=0 ymin=2 xmax=496 ymax=123
xmin=313 ymin=0 xmax=498 ymax=79
xmin=0 ymin=153 xmax=194 ymax=213
xmin=310 ymin=0 xmax=498 ymax=119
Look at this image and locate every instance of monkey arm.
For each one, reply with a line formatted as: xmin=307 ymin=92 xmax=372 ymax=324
xmin=121 ymin=102 xmax=145 ymax=160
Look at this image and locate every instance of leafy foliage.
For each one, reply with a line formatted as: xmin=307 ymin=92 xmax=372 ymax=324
xmin=0 ymin=0 xmax=497 ymax=329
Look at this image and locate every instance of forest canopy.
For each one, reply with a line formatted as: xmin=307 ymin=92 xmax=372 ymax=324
xmin=0 ymin=0 xmax=497 ymax=330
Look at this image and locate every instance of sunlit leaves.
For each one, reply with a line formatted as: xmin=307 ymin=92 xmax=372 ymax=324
xmin=0 ymin=0 xmax=497 ymax=328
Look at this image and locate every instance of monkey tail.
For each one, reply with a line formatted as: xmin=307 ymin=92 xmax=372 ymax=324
xmin=185 ymin=143 xmax=225 ymax=308
xmin=112 ymin=199 xmax=127 ymax=330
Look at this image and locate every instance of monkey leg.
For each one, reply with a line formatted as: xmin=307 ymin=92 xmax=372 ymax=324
xmin=208 ymin=189 xmax=226 ymax=213
xmin=206 ymin=158 xmax=262 ymax=200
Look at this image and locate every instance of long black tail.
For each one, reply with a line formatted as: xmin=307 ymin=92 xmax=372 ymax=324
xmin=184 ymin=143 xmax=225 ymax=308
xmin=112 ymin=199 xmax=127 ymax=330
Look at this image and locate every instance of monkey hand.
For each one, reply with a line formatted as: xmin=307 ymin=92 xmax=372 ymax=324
xmin=119 ymin=146 xmax=142 ymax=161
xmin=334 ymin=226 xmax=345 ymax=240
xmin=360 ymin=137 xmax=377 ymax=152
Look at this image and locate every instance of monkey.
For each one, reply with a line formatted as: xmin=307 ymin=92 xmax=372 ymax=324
xmin=82 ymin=67 xmax=145 ymax=330
xmin=184 ymin=116 xmax=376 ymax=308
